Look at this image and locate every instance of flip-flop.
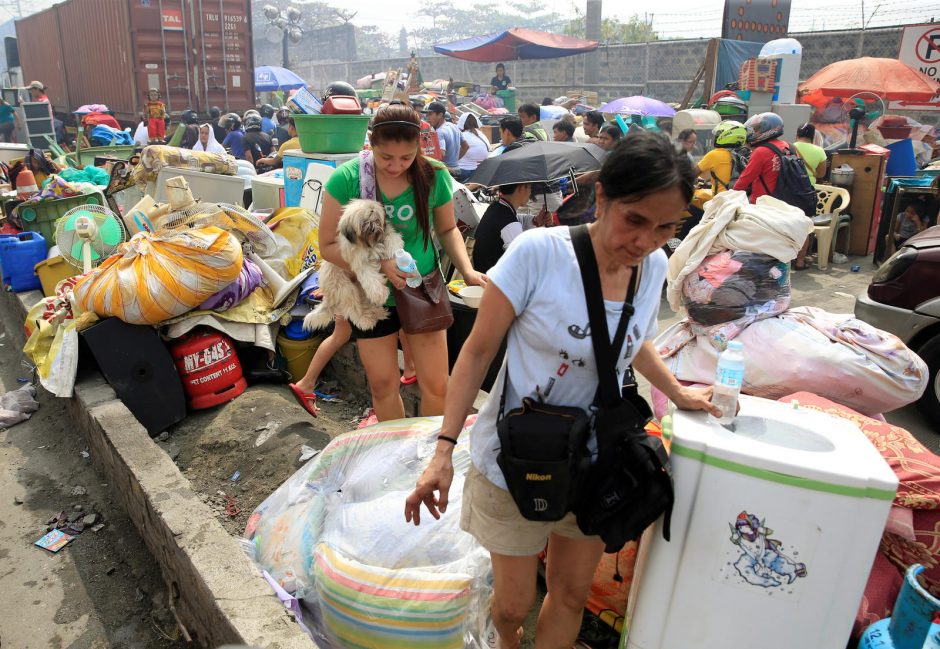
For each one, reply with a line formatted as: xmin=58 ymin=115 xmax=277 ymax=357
xmin=400 ymin=373 xmax=418 ymax=386
xmin=288 ymin=383 xmax=318 ymax=417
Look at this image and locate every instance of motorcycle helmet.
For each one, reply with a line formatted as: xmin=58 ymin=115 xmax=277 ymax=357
xmin=712 ymin=120 xmax=746 ymax=147
xmin=219 ymin=112 xmax=241 ymax=130
xmin=209 ymin=106 xmax=221 ymax=119
xmin=243 ymin=108 xmax=261 ymax=120
xmin=743 ymin=112 xmax=784 ymax=144
xmin=180 ymin=109 xmax=199 ymax=125
xmin=323 ymin=81 xmax=357 ymax=101
xmin=260 ymin=103 xmax=276 ymax=118
xmin=244 ymin=114 xmax=263 ymax=131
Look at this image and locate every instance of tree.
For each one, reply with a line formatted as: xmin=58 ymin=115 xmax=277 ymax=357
xmin=563 ymin=8 xmax=659 ymax=43
xmin=356 ymin=25 xmax=397 ymax=61
xmin=408 ymin=2 xmax=566 ymax=53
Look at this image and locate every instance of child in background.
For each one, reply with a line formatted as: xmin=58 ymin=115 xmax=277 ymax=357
xmin=895 ymin=204 xmax=928 ymax=245
xmin=144 ymin=88 xmax=167 ymax=143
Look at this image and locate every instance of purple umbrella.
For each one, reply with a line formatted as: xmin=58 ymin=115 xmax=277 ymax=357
xmin=599 ymin=96 xmax=675 ymax=117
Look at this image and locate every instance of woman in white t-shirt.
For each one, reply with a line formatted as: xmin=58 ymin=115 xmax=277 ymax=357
xmin=405 ymin=131 xmax=720 ymax=649
xmin=456 ymin=113 xmax=490 ymax=182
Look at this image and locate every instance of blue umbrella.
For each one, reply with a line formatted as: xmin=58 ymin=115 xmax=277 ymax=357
xmin=254 ymin=66 xmax=307 ymax=92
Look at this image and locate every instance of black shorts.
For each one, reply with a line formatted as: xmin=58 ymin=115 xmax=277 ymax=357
xmin=350 ymin=306 xmax=401 ymax=340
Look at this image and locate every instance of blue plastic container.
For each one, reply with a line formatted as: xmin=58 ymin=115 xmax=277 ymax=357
xmin=885 ymin=139 xmax=918 ymax=177
xmin=0 ymin=231 xmax=46 ymax=292
xmin=284 ymin=318 xmax=314 ymax=341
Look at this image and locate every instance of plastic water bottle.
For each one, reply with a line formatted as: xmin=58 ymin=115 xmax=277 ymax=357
xmin=710 ymin=341 xmax=744 ymax=425
xmin=395 ymin=249 xmax=422 ymax=288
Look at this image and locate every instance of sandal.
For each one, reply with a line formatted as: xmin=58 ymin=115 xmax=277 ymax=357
xmin=791 ymin=261 xmax=809 ymax=271
xmin=288 ymin=383 xmax=318 ymax=417
xmin=400 ymin=373 xmax=418 ymax=386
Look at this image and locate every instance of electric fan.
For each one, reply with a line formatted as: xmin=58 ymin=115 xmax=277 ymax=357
xmin=216 ymin=203 xmax=316 ymax=307
xmin=840 ymin=91 xmax=887 ymax=150
xmin=55 ymin=205 xmax=127 ymax=272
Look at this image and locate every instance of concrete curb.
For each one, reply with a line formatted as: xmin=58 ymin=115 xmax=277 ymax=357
xmin=4 ymin=289 xmax=314 ymax=649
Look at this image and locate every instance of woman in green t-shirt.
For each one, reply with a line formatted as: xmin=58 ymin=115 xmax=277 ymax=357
xmin=319 ymin=104 xmax=486 ymax=422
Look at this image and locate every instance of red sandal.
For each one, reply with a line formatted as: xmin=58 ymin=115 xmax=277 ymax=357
xmin=400 ymin=373 xmax=418 ymax=386
xmin=288 ymin=383 xmax=318 ymax=417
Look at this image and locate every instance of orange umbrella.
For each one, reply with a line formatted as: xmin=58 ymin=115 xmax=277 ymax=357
xmin=798 ymin=57 xmax=940 ymax=102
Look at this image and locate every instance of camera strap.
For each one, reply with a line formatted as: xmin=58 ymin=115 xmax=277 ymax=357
xmin=569 ymin=225 xmax=638 ymax=407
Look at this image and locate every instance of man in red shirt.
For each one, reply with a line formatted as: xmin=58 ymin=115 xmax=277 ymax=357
xmin=734 ymin=112 xmax=788 ymax=202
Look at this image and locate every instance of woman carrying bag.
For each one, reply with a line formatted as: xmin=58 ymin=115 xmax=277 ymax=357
xmin=405 ymin=130 xmax=720 ymax=649
xmin=316 ymin=104 xmax=485 ymax=422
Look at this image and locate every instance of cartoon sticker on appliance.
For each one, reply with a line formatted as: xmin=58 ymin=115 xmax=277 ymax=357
xmin=727 ymin=510 xmax=807 ymax=589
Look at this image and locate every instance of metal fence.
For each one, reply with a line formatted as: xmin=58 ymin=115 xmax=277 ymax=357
xmin=291 ymin=25 xmax=936 ymax=124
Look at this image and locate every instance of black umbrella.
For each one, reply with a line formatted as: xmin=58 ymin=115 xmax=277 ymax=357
xmin=469 ymin=140 xmax=606 ymax=187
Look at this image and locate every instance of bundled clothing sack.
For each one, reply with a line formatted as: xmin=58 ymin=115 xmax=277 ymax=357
xmin=130 ymin=144 xmax=237 ymax=187
xmin=197 ymin=258 xmax=263 ymax=311
xmin=656 ymin=306 xmax=928 ymax=416
xmin=668 ymin=190 xmax=812 ymax=314
xmin=88 ymin=124 xmax=134 ymax=147
xmin=244 ymin=416 xmax=493 ymax=649
xmin=73 ymin=227 xmax=243 ymax=325
xmin=681 ymin=250 xmax=791 ymax=343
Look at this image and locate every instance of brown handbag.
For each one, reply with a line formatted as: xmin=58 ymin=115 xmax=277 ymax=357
xmin=393 ymin=269 xmax=454 ymax=334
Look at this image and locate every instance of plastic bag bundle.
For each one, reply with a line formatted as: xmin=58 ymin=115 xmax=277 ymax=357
xmin=682 ymin=250 xmax=791 ymax=343
xmin=130 ymin=144 xmax=237 ymax=187
xmin=197 ymin=257 xmax=263 ymax=312
xmin=655 ymin=306 xmax=928 ymax=415
xmin=73 ymin=226 xmax=243 ymax=325
xmin=245 ymin=416 xmax=493 ymax=649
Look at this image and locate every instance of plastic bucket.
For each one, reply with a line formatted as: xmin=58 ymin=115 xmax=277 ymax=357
xmin=885 ymin=139 xmax=917 ymax=177
xmin=294 ymin=114 xmax=371 ymax=154
xmin=495 ymin=89 xmax=517 ymax=112
xmin=34 ymin=255 xmax=78 ymax=296
xmin=277 ymin=332 xmax=324 ymax=382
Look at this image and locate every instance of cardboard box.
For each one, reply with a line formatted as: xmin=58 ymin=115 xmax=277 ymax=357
xmin=287 ymin=87 xmax=322 ymax=115
xmin=568 ymin=89 xmax=599 ymax=106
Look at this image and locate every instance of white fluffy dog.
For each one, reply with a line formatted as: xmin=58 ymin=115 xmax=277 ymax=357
xmin=304 ymin=199 xmax=404 ymax=332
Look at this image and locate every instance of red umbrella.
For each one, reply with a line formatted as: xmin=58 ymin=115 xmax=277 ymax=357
xmin=798 ymin=57 xmax=940 ymax=103
xmin=434 ymin=28 xmax=597 ymax=63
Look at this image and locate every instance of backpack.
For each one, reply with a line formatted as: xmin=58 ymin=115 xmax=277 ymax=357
xmin=756 ymin=141 xmax=817 ymax=216
xmin=711 ymin=147 xmax=750 ymax=191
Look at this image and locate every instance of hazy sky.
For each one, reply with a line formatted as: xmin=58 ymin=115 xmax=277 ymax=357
xmin=328 ymin=0 xmax=938 ymax=39
xmin=3 ymin=0 xmax=936 ymax=39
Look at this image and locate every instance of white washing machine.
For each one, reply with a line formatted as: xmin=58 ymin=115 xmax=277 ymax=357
xmin=626 ymin=395 xmax=897 ymax=649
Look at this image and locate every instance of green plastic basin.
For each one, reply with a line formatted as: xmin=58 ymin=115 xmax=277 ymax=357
xmin=294 ymin=114 xmax=371 ymax=154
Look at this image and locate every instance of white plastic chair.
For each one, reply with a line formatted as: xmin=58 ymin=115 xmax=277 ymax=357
xmin=810 ymin=186 xmax=851 ymax=270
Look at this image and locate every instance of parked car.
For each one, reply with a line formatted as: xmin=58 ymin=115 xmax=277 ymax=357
xmin=854 ymin=226 xmax=940 ymax=425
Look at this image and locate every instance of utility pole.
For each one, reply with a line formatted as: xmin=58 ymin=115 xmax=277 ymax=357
xmin=584 ymin=0 xmax=601 ymax=87
xmin=856 ymin=2 xmax=881 ymax=57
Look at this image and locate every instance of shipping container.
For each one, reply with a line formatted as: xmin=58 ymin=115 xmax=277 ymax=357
xmin=15 ymin=0 xmax=255 ymax=124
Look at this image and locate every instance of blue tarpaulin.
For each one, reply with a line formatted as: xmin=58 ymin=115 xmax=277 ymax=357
xmin=716 ymin=39 xmax=765 ymax=93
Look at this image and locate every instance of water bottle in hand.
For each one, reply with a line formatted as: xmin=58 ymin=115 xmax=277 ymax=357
xmin=710 ymin=341 xmax=744 ymax=425
xmin=395 ymin=249 xmax=422 ymax=288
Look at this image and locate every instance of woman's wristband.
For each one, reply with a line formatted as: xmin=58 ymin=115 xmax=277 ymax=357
xmin=437 ymin=435 xmax=459 ymax=445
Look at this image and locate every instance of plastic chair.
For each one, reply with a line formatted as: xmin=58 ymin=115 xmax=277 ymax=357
xmin=810 ymin=185 xmax=851 ymax=270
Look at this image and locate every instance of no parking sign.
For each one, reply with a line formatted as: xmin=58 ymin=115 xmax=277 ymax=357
xmin=890 ymin=23 xmax=940 ymax=112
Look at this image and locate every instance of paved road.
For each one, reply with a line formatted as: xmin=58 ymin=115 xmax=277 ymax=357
xmin=0 ymin=303 xmax=184 ymax=648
